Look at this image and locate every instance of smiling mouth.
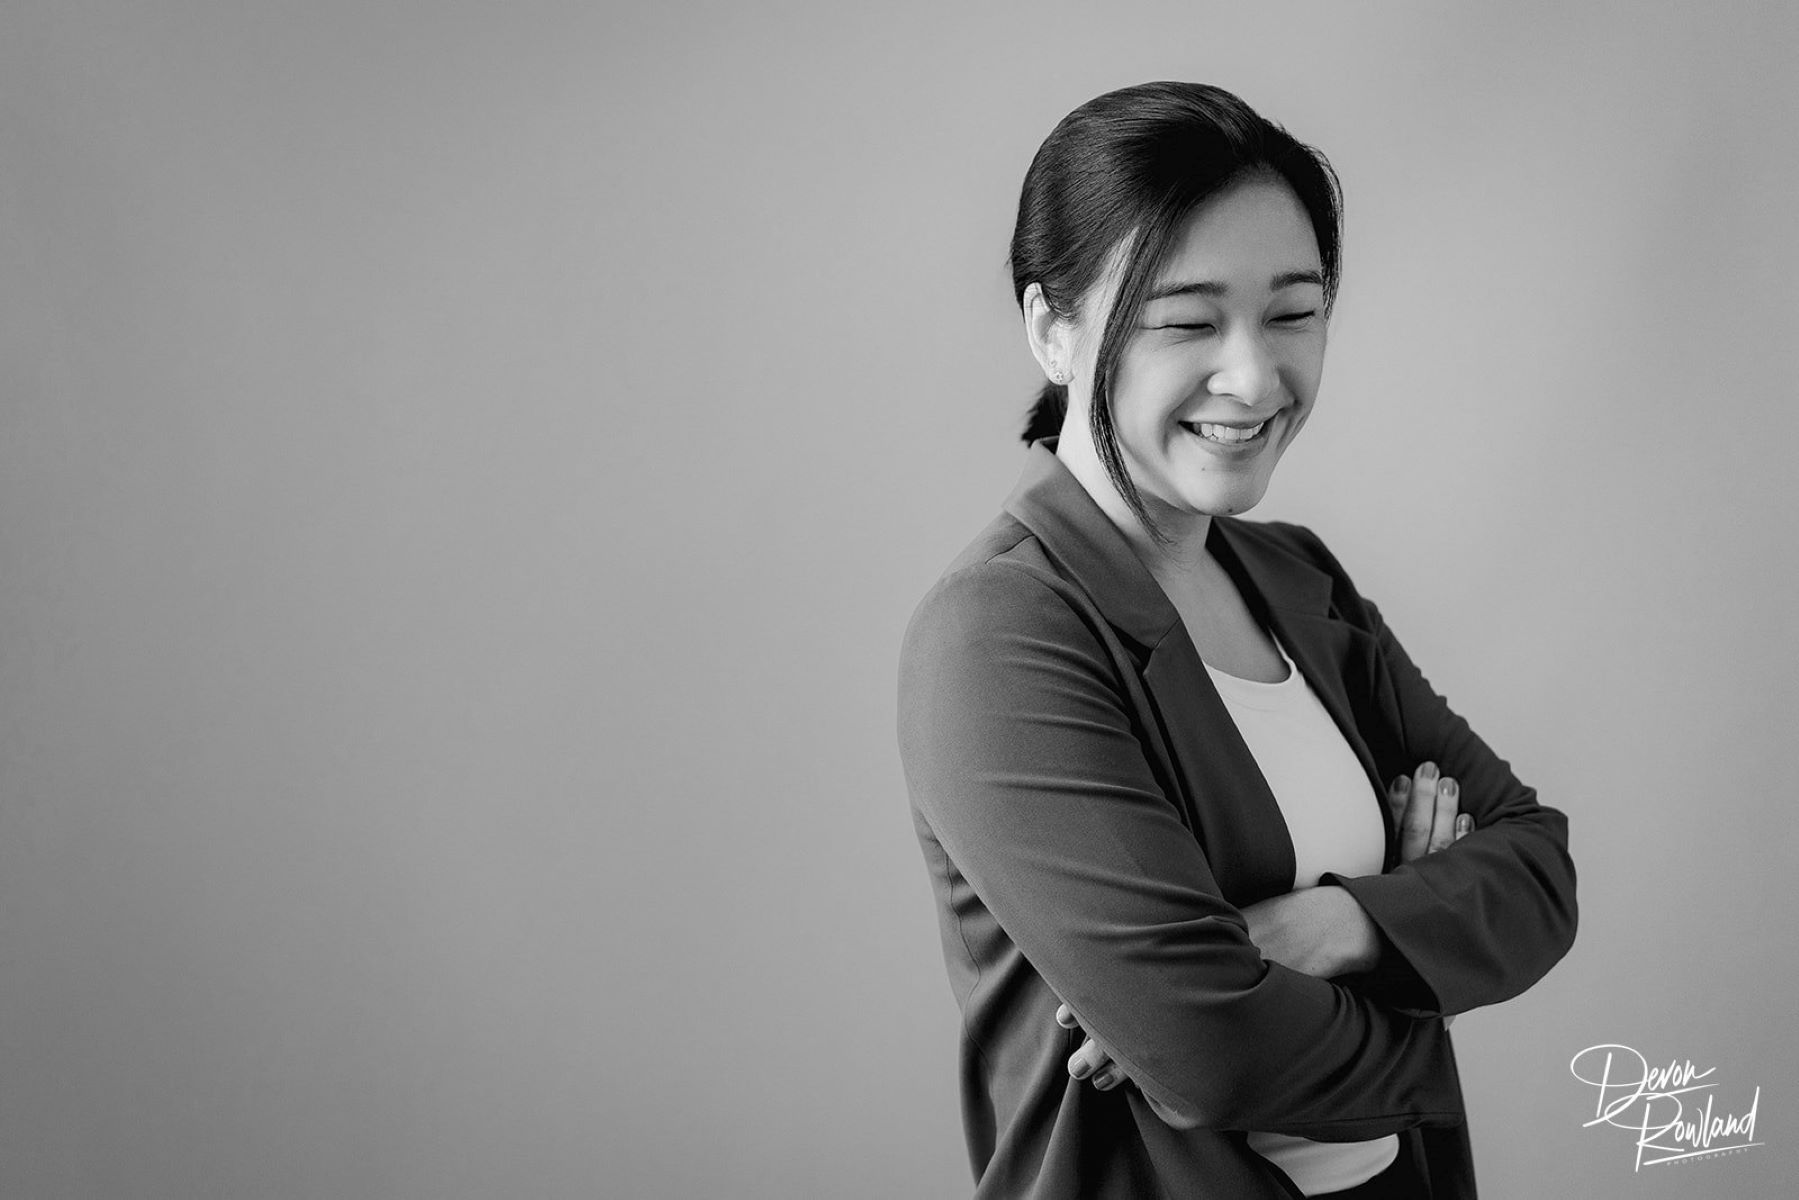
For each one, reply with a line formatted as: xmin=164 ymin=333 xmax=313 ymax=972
xmin=1179 ymin=419 xmax=1269 ymax=445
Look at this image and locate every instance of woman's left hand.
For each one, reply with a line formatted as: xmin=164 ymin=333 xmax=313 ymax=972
xmin=1056 ymin=1001 xmax=1129 ymax=1093
xmin=1056 ymin=777 xmax=1477 ymax=1096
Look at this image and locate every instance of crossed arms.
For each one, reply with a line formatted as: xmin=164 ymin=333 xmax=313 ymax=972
xmin=896 ymin=526 xmax=1577 ymax=1133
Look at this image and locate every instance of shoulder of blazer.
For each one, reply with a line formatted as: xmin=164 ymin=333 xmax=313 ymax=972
xmin=905 ymin=510 xmax=1108 ymax=633
xmin=897 ymin=511 xmax=1147 ymax=702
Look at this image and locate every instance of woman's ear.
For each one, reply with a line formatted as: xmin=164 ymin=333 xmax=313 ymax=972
xmin=1022 ymin=283 xmax=1073 ymax=384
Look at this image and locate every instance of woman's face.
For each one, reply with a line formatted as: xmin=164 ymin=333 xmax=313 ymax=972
xmin=1071 ymin=174 xmax=1329 ymax=523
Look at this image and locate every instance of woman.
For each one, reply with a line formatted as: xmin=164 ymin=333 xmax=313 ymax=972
xmin=895 ymin=82 xmax=1577 ymax=1199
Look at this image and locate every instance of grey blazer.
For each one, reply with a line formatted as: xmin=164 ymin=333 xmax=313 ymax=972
xmin=896 ymin=437 xmax=1577 ymax=1199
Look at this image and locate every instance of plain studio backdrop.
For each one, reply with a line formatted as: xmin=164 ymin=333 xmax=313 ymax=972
xmin=2 ymin=2 xmax=1795 ymax=1197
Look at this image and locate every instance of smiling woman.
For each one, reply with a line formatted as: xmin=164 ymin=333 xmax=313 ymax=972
xmin=897 ymin=81 xmax=1578 ymax=1199
xmin=1031 ymin=174 xmax=1329 ymax=530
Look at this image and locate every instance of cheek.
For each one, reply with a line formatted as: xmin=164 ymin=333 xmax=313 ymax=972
xmin=1105 ymin=383 xmax=1175 ymax=442
xmin=1280 ymin=358 xmax=1325 ymax=407
xmin=1292 ymin=338 xmax=1328 ymax=393
xmin=1281 ymin=407 xmax=1315 ymax=445
xmin=1114 ymin=362 xmax=1191 ymax=430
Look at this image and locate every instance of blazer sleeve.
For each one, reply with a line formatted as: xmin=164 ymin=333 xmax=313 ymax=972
xmin=1294 ymin=524 xmax=1580 ymax=1018
xmin=897 ymin=559 xmax=1464 ymax=1137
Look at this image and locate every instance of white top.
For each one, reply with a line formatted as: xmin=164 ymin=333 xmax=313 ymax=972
xmin=1202 ymin=630 xmax=1399 ymax=1196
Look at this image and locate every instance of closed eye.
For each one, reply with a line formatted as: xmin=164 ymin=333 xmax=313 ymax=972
xmin=1274 ymin=310 xmax=1318 ymax=323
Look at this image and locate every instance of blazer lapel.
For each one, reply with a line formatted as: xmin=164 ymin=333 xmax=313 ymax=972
xmin=1003 ymin=439 xmax=1399 ymax=900
xmin=1211 ymin=520 xmax=1401 ymax=871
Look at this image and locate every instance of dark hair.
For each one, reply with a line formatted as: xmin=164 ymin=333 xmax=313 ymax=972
xmin=1009 ymin=81 xmax=1343 ymax=545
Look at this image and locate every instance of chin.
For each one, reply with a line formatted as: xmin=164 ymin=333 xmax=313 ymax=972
xmin=1186 ymin=486 xmax=1268 ymax=518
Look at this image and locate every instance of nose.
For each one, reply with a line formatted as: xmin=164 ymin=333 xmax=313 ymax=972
xmin=1206 ymin=327 xmax=1279 ymax=407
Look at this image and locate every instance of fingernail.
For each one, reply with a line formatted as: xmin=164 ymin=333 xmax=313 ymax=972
xmin=1420 ymin=762 xmax=1438 ymax=779
xmin=1070 ymin=1057 xmax=1091 ymax=1080
xmin=1440 ymin=779 xmax=1456 ymax=796
xmin=1457 ymin=815 xmax=1472 ymax=834
xmin=1092 ymin=1067 xmax=1115 ymax=1089
xmin=1392 ymin=775 xmax=1410 ymax=793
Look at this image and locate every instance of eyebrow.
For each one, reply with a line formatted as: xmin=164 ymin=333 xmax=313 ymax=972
xmin=1146 ymin=269 xmax=1325 ymax=302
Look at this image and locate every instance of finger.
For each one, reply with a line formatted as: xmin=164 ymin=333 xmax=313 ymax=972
xmin=1386 ymin=775 xmax=1410 ymax=833
xmin=1092 ymin=1065 xmax=1122 ymax=1090
xmin=1428 ymin=776 xmax=1459 ymax=853
xmin=1399 ymin=762 xmax=1438 ymax=861
xmin=1455 ymin=814 xmax=1473 ymax=840
xmin=1067 ymin=1037 xmax=1112 ymax=1080
xmin=1055 ymin=1003 xmax=1078 ymax=1030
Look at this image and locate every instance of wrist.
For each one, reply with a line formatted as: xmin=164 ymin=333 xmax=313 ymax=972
xmin=1322 ymin=884 xmax=1381 ymax=975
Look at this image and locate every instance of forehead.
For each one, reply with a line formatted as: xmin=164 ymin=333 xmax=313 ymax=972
xmin=1155 ymin=175 xmax=1321 ymax=286
xmin=1076 ymin=174 xmax=1322 ymax=325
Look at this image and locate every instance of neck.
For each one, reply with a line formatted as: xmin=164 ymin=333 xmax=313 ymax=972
xmin=1053 ymin=424 xmax=1215 ymax=587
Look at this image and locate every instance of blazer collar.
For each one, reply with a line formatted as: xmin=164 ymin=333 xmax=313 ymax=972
xmin=1001 ymin=437 xmax=1396 ymax=894
xmin=1001 ymin=437 xmax=1334 ymax=649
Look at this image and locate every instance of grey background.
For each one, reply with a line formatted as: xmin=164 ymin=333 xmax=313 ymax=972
xmin=2 ymin=1 xmax=1795 ymax=1197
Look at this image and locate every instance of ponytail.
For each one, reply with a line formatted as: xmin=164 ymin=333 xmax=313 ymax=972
xmin=1020 ymin=381 xmax=1067 ymax=445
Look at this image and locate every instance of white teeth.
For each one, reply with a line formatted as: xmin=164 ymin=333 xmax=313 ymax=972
xmin=1187 ymin=420 xmax=1266 ymax=443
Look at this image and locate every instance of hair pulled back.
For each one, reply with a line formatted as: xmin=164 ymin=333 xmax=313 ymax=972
xmin=1009 ymin=81 xmax=1343 ymax=543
